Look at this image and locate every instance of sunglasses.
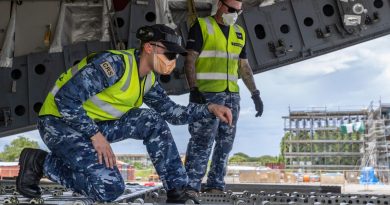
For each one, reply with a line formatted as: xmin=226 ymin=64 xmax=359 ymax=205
xmin=221 ymin=0 xmax=243 ymax=15
xmin=150 ymin=43 xmax=179 ymax=60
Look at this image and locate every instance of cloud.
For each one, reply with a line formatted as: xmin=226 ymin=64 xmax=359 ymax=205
xmin=366 ymin=50 xmax=390 ymax=83
xmin=267 ymin=35 xmax=390 ymax=86
xmin=269 ymin=51 xmax=358 ymax=85
xmin=239 ymin=106 xmax=254 ymax=118
xmin=287 ymin=52 xmax=358 ymax=75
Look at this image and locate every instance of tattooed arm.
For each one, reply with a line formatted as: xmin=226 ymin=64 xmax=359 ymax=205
xmin=238 ymin=59 xmax=258 ymax=94
xmin=239 ymin=58 xmax=264 ymax=117
xmin=185 ymin=50 xmax=207 ymax=103
xmin=185 ymin=50 xmax=200 ymax=88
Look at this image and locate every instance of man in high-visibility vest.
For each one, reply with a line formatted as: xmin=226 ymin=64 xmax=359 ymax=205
xmin=184 ymin=0 xmax=264 ymax=193
xmin=16 ymin=24 xmax=232 ymax=203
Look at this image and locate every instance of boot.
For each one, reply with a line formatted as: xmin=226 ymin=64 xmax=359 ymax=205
xmin=166 ymin=188 xmax=200 ymax=204
xmin=16 ymin=148 xmax=48 ymax=198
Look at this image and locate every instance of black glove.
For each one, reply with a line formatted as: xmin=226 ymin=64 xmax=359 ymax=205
xmin=251 ymin=90 xmax=263 ymax=117
xmin=189 ymin=87 xmax=206 ymax=104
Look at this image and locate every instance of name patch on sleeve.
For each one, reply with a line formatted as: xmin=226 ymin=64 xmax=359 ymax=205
xmin=100 ymin=61 xmax=115 ymax=78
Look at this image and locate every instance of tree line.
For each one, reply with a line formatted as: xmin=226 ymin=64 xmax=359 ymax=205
xmin=228 ymin=152 xmax=280 ymax=165
xmin=0 ymin=136 xmax=40 ymax=162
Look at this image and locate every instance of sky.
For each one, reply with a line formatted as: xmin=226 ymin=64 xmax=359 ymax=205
xmin=2 ymin=35 xmax=390 ymax=158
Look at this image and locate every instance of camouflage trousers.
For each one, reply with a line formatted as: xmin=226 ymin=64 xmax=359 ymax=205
xmin=186 ymin=92 xmax=240 ymax=191
xmin=37 ymin=108 xmax=188 ymax=202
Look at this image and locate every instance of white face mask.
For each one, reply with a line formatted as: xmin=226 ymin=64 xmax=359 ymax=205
xmin=222 ymin=12 xmax=238 ymax=26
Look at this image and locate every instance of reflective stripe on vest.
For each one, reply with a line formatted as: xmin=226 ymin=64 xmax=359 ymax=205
xmin=71 ymin=65 xmax=78 ymax=76
xmin=196 ymin=16 xmax=245 ymax=93
xmin=117 ymin=50 xmax=134 ymax=92
xmin=199 ymin=50 xmax=239 ymax=60
xmin=39 ymin=49 xmax=155 ymax=121
xmin=233 ymin=24 xmax=241 ymax=34
xmin=50 ymin=64 xmax=82 ymax=96
xmin=50 ymin=85 xmax=60 ymax=96
xmin=196 ymin=73 xmax=238 ymax=82
xmin=204 ymin=17 xmax=214 ymax=34
xmin=90 ymin=95 xmax=124 ymax=118
xmin=144 ymin=73 xmax=153 ymax=93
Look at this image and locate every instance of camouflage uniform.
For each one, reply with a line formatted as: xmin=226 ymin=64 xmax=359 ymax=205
xmin=185 ymin=16 xmax=247 ymax=192
xmin=37 ymin=51 xmax=212 ymax=202
xmin=186 ymin=92 xmax=240 ymax=191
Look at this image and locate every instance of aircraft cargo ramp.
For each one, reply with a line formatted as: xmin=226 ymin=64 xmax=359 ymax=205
xmin=1 ymin=180 xmax=390 ymax=204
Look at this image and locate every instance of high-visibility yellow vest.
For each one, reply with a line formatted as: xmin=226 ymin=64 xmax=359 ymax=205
xmin=39 ymin=49 xmax=155 ymax=121
xmin=196 ymin=16 xmax=246 ymax=93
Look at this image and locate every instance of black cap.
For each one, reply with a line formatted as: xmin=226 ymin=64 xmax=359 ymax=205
xmin=136 ymin=24 xmax=187 ymax=55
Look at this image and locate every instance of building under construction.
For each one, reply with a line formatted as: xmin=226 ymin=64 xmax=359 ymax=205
xmin=282 ymin=107 xmax=367 ymax=171
xmin=362 ymin=102 xmax=390 ymax=170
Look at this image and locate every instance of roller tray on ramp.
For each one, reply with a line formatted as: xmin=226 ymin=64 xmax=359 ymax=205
xmin=1 ymin=180 xmax=390 ymax=204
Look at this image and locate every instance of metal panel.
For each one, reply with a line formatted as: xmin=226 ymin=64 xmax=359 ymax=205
xmin=63 ymin=43 xmax=88 ymax=70
xmin=267 ymin=1 xmax=303 ymax=60
xmin=290 ymin=0 xmax=328 ymax=48
xmin=0 ymin=56 xmax=30 ymax=137
xmin=0 ymin=2 xmax=11 ymax=49
xmin=0 ymin=68 xmax=13 ymax=132
xmin=27 ymin=52 xmax=65 ymax=124
xmin=114 ymin=1 xmax=131 ymax=44
xmin=242 ymin=7 xmax=275 ymax=67
xmin=241 ymin=0 xmax=390 ymax=74
xmin=243 ymin=1 xmax=304 ymax=71
xmin=309 ymin=0 xmax=390 ymax=53
xmin=357 ymin=0 xmax=390 ymax=37
xmin=14 ymin=1 xmax=60 ymax=56
xmin=127 ymin=0 xmax=156 ymax=49
xmin=123 ymin=0 xmax=190 ymax=95
xmin=86 ymin=41 xmax=111 ymax=55
xmin=0 ymin=41 xmax=111 ymax=136
xmin=63 ymin=41 xmax=111 ymax=70
xmin=314 ymin=0 xmax=342 ymax=40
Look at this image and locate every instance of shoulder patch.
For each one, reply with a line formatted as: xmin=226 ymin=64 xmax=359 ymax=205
xmin=100 ymin=61 xmax=115 ymax=78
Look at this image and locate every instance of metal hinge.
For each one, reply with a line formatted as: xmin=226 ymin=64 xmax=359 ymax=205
xmin=316 ymin=26 xmax=332 ymax=39
xmin=365 ymin=12 xmax=380 ymax=25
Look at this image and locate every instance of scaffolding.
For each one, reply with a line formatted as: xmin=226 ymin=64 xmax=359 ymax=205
xmin=362 ymin=101 xmax=390 ymax=170
xmin=282 ymin=107 xmax=367 ymax=171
